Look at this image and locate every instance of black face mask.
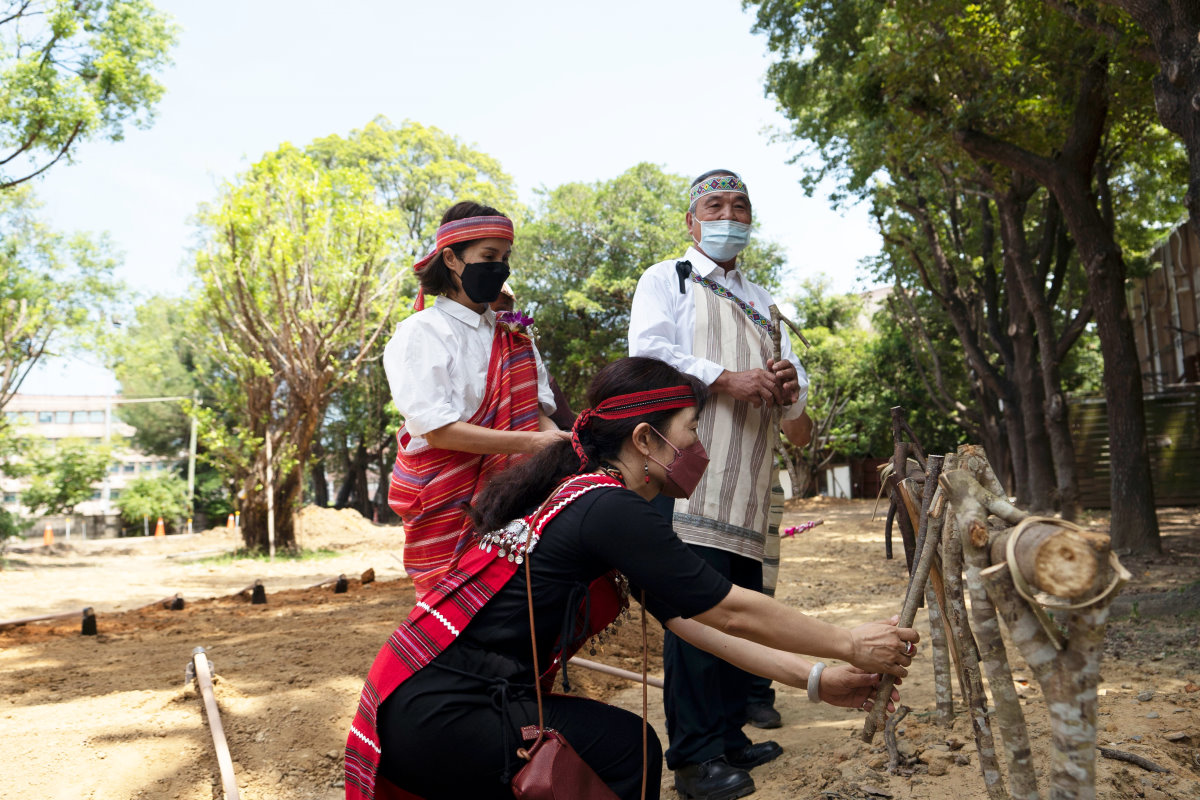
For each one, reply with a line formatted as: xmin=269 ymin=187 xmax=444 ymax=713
xmin=458 ymin=261 xmax=510 ymax=304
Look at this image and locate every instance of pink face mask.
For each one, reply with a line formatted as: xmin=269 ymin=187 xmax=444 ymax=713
xmin=647 ymin=425 xmax=710 ymax=499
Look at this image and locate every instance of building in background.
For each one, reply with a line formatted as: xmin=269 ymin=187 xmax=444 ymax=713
xmin=1 ymin=394 xmax=181 ymax=533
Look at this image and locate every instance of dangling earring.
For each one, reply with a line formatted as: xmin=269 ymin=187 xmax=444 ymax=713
xmin=643 ymin=460 xmax=650 ymax=483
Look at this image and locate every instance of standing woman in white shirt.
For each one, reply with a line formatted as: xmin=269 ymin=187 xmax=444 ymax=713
xmin=383 ymin=202 xmax=569 ymax=599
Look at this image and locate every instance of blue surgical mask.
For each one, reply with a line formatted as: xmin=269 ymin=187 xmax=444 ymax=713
xmin=695 ymin=219 xmax=751 ymax=262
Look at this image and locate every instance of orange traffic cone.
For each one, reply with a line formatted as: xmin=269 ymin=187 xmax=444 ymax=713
xmin=43 ymin=523 xmax=54 ymax=546
xmin=154 ymin=517 xmax=165 ymax=537
xmin=227 ymin=513 xmax=234 ymax=530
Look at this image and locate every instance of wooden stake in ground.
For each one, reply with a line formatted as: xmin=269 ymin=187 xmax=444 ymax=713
xmin=191 ymin=647 xmax=240 ymax=800
xmin=861 ymin=454 xmax=944 ymax=743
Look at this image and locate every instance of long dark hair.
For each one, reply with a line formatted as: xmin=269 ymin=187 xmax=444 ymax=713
xmin=469 ymin=357 xmax=707 ymax=533
xmin=417 ymin=201 xmax=507 ymax=297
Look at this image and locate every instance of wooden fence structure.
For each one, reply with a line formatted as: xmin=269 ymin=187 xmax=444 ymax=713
xmin=1069 ymin=386 xmax=1200 ymax=507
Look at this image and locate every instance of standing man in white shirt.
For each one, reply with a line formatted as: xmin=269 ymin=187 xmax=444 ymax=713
xmin=629 ymin=169 xmax=812 ymax=800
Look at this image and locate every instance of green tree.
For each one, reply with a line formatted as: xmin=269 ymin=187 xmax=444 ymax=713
xmin=22 ymin=437 xmax=110 ymax=517
xmin=748 ymin=0 xmax=1181 ymax=550
xmin=305 ymin=117 xmax=519 ymax=518
xmin=190 ymin=143 xmax=399 ymax=551
xmin=516 ymin=162 xmax=786 ymax=407
xmin=108 ymin=296 xmax=196 ymax=454
xmin=115 ymin=473 xmax=186 ymax=532
xmin=0 ymin=185 xmax=122 ymax=412
xmin=1064 ymin=1 xmax=1200 ymax=230
xmin=0 ymin=0 xmax=178 ymax=189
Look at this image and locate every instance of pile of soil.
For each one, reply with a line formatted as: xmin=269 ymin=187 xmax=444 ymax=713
xmin=2 ymin=501 xmax=1197 ymax=799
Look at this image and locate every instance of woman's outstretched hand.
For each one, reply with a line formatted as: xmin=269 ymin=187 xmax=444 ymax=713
xmin=818 ymin=665 xmax=901 ymax=713
xmin=846 ymin=615 xmax=919 ymax=677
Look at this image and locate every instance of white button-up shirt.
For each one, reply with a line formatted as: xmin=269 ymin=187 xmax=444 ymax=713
xmin=383 ymin=298 xmax=556 ymax=450
xmin=628 ymin=246 xmax=808 ymax=418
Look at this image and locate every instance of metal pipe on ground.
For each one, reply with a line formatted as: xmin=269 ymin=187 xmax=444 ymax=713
xmin=191 ymin=647 xmax=241 ymax=800
xmin=568 ymin=657 xmax=664 ymax=689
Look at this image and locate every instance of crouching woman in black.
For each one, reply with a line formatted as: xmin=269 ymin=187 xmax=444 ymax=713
xmin=344 ymin=357 xmax=918 ymax=800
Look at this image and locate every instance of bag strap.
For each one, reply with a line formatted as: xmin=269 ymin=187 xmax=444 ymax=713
xmin=639 ymin=590 xmax=648 ymax=800
xmin=515 ymin=547 xmax=649 ymax=800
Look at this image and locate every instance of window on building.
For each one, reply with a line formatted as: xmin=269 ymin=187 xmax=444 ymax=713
xmin=89 ymin=410 xmax=105 ymax=422
xmin=109 ymin=464 xmax=121 ymax=474
xmin=122 ymin=464 xmax=136 ymax=473
xmin=72 ymin=411 xmax=89 ymax=423
xmin=4 ymin=412 xmax=14 ymax=422
xmin=54 ymin=411 xmax=70 ymax=424
xmin=20 ymin=411 xmax=35 ymax=422
xmin=2 ymin=492 xmax=17 ymax=504
xmin=91 ymin=490 xmax=102 ymax=500
xmin=109 ymin=490 xmax=121 ymax=500
xmin=38 ymin=412 xmax=53 ymax=423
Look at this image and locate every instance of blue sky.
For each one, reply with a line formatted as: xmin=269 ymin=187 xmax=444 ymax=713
xmin=23 ymin=0 xmax=879 ymax=395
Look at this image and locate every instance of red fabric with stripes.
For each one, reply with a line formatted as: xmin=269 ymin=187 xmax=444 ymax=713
xmin=387 ymin=327 xmax=540 ymax=600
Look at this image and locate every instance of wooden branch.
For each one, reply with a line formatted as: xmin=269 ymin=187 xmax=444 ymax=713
xmin=924 ymin=582 xmax=956 ymax=727
xmin=862 ymin=455 xmax=945 ymax=743
xmin=1046 ymin=0 xmax=1157 ymax=63
xmin=885 ymin=705 xmax=912 ymax=772
xmin=961 ymin=509 xmax=1041 ymax=798
xmin=940 ymin=480 xmax=1007 ymax=800
xmin=946 ymin=450 xmax=1133 ymax=800
xmin=1096 ymin=747 xmax=1170 ymax=773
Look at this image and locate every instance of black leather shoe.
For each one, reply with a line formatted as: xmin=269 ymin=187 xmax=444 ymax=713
xmin=725 ymin=741 xmax=783 ymax=770
xmin=744 ymin=701 xmax=783 ymax=729
xmin=673 ymin=757 xmax=755 ymax=800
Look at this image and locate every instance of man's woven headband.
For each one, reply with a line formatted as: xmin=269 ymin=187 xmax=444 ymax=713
xmin=412 ymin=215 xmax=514 ymax=310
xmin=688 ymin=174 xmax=749 ymax=208
xmin=570 ymin=385 xmax=697 ymax=467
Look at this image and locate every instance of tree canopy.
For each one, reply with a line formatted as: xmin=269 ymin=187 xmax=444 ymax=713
xmin=0 ymin=0 xmax=178 ymax=189
xmin=0 ymin=185 xmax=122 ymax=413
xmin=748 ymin=0 xmax=1182 ymax=550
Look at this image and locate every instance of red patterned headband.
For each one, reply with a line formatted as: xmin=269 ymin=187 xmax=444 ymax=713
xmin=412 ymin=215 xmax=514 ymax=310
xmin=570 ymin=385 xmax=697 ymax=467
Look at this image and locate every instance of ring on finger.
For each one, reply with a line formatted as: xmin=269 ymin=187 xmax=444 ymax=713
xmin=903 ymin=641 xmax=915 ymax=656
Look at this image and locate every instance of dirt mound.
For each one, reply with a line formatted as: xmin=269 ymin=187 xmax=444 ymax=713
xmin=296 ymin=505 xmax=388 ymax=551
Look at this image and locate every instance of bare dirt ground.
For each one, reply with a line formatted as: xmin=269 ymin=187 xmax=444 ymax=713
xmin=2 ymin=500 xmax=1198 ymax=800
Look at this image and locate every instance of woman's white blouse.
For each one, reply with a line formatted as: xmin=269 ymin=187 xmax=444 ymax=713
xmin=383 ymin=298 xmax=556 ymax=451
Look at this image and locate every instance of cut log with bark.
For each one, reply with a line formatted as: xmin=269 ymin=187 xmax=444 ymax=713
xmin=939 ymin=447 xmax=1131 ymax=800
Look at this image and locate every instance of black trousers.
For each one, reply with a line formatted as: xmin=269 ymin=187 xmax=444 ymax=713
xmin=377 ymin=642 xmax=662 ymax=799
xmin=651 ymin=495 xmax=763 ymax=770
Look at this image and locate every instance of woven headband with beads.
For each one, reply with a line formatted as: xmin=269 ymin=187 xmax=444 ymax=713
xmin=570 ymin=385 xmax=697 ymax=467
xmin=688 ymin=174 xmax=749 ymax=207
xmin=411 ymin=215 xmax=514 ymax=310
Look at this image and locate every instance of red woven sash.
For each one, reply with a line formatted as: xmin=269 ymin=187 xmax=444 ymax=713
xmin=388 ymin=327 xmax=540 ymax=599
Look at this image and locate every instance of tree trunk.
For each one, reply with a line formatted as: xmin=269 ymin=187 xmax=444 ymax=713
xmin=996 ymin=187 xmax=1082 ymax=519
xmin=310 ymin=441 xmax=330 ymax=508
xmin=956 ymin=58 xmax=1161 ymax=553
xmin=241 ymin=467 xmax=302 ymax=551
xmin=1054 ymin=172 xmax=1160 ymax=552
